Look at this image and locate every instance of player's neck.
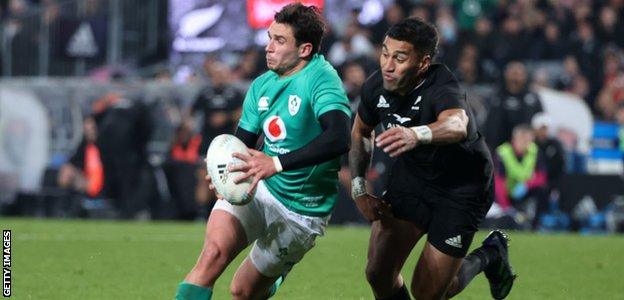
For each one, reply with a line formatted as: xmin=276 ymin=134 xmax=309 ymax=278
xmin=278 ymin=59 xmax=310 ymax=78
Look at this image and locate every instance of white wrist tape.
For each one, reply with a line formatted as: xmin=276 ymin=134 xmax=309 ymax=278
xmin=351 ymin=176 xmax=367 ymax=199
xmin=272 ymin=156 xmax=283 ymax=173
xmin=410 ymin=125 xmax=432 ymax=144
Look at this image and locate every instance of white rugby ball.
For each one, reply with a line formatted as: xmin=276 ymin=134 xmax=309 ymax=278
xmin=206 ymin=134 xmax=255 ymax=205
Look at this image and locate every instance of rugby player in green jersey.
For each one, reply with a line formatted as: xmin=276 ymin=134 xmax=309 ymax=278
xmin=175 ymin=3 xmax=351 ymax=299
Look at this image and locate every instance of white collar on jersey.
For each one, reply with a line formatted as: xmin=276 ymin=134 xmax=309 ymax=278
xmin=409 ymin=79 xmax=426 ymax=94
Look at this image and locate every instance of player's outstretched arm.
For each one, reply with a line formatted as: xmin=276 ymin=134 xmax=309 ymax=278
xmin=426 ymin=108 xmax=468 ymax=144
xmin=376 ymin=108 xmax=468 ymax=157
xmin=349 ymin=114 xmax=392 ymax=222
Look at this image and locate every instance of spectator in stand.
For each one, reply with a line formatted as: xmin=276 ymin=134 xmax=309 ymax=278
xmin=328 ymin=21 xmax=375 ymax=67
xmin=555 ymin=55 xmax=581 ymax=90
xmin=464 ymin=17 xmax=496 ymax=66
xmin=451 ymin=0 xmax=497 ymax=33
xmin=595 ymin=5 xmax=624 ymax=48
xmin=163 ymin=122 xmax=202 ymax=220
xmin=435 ymin=6 xmax=460 ymax=68
xmin=187 ymin=58 xmax=244 ymax=210
xmin=368 ymin=2 xmax=405 ymax=44
xmin=341 ymin=60 xmax=367 ymax=112
xmin=542 ymin=0 xmax=574 ymax=37
xmin=529 ymin=21 xmax=569 ymax=60
xmin=571 ymin=20 xmax=602 ymax=94
xmin=456 ymin=43 xmax=491 ymax=128
xmin=190 ymin=58 xmax=244 ymax=155
xmin=494 ymin=124 xmax=549 ymax=230
xmin=484 ymin=61 xmax=543 ymax=149
xmin=493 ymin=16 xmax=528 ymax=68
xmin=408 ymin=4 xmax=431 ymax=23
xmin=455 ymin=43 xmax=481 ymax=84
xmin=92 ymin=91 xmax=155 ymax=219
xmin=58 ymin=116 xmax=104 ymax=200
xmin=232 ymin=47 xmax=265 ymax=81
xmin=596 ymin=49 xmax=624 ymax=121
xmin=531 ymin=113 xmax=566 ymax=198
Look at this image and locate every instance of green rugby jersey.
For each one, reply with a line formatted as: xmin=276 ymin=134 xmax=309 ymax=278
xmin=238 ymin=54 xmax=351 ymax=216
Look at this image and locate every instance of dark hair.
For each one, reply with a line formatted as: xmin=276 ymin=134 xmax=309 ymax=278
xmin=385 ymin=17 xmax=438 ymax=59
xmin=513 ymin=124 xmax=534 ymax=136
xmin=274 ymin=3 xmax=326 ymax=56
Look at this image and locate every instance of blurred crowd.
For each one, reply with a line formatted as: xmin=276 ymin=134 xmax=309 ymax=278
xmin=2 ymin=0 xmax=624 ymax=230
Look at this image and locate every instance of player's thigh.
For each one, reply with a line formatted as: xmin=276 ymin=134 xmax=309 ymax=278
xmin=246 ymin=181 xmax=328 ymax=278
xmin=186 ymin=209 xmax=251 ymax=285
xmin=367 ymin=217 xmax=425 ymax=274
xmin=203 ymin=209 xmax=247 ymax=250
xmin=230 ymin=257 xmax=279 ymax=300
xmin=246 ymin=213 xmax=323 ymax=279
xmin=205 ymin=198 xmax=265 ymax=251
xmin=412 ymin=242 xmax=463 ymax=299
xmin=192 ymin=209 xmax=249 ymax=273
xmin=426 ymin=199 xmax=487 ymax=259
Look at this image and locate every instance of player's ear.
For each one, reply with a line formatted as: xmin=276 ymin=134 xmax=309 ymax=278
xmin=419 ymin=54 xmax=431 ymax=72
xmin=298 ymin=42 xmax=313 ymax=58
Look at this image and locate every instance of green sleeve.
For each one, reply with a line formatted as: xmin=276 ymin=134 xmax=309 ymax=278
xmin=311 ymin=70 xmax=352 ymax=120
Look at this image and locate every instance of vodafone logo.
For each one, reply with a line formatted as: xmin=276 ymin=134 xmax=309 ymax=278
xmin=263 ymin=116 xmax=287 ymax=142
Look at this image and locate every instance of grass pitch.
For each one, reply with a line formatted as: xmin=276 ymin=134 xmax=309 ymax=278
xmin=4 ymin=218 xmax=623 ymax=299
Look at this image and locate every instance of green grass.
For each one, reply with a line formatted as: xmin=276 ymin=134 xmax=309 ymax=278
xmin=4 ymin=218 xmax=624 ymax=299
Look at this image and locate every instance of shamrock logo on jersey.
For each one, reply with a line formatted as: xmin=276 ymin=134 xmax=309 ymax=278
xmin=263 ymin=115 xmax=287 ymax=142
xmin=288 ymin=95 xmax=302 ymax=116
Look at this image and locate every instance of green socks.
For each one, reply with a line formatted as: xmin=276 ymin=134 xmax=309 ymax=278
xmin=267 ymin=276 xmax=284 ymax=298
xmin=175 ymin=281 xmax=212 ymax=300
xmin=175 ymin=277 xmax=282 ymax=299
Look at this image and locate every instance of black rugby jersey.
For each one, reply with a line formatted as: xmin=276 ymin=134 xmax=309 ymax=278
xmin=358 ymin=64 xmax=493 ymax=199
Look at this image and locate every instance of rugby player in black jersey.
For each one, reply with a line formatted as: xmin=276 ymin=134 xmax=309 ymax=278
xmin=349 ymin=18 xmax=516 ymax=300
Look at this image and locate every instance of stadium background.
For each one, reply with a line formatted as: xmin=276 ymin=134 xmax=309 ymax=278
xmin=2 ymin=0 xmax=624 ymax=298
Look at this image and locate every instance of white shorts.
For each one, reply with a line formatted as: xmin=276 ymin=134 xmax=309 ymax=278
xmin=212 ymin=180 xmax=329 ymax=277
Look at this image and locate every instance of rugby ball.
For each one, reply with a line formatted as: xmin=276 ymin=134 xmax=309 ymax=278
xmin=206 ymin=134 xmax=255 ymax=205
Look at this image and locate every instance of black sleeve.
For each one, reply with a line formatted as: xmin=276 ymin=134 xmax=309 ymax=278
xmin=431 ymin=79 xmax=465 ymax=114
xmin=279 ymin=110 xmax=351 ymax=171
xmin=234 ymin=127 xmax=260 ymax=149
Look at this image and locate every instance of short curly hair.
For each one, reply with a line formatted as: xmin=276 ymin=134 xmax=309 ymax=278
xmin=274 ymin=3 xmax=326 ymax=56
xmin=386 ymin=17 xmax=438 ymax=59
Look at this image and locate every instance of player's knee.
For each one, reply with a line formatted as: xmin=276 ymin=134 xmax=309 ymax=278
xmin=365 ymin=264 xmax=385 ymax=288
xmin=229 ymin=281 xmax=252 ymax=300
xmin=196 ymin=241 xmax=227 ymax=271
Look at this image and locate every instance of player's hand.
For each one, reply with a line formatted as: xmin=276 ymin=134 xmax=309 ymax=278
xmin=203 ymin=174 xmax=224 ymax=199
xmin=230 ymin=149 xmax=277 ymax=194
xmin=354 ymin=194 xmax=393 ymax=222
xmin=375 ymin=126 xmax=418 ymax=157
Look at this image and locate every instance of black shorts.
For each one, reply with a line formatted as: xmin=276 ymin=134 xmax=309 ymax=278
xmin=382 ymin=182 xmax=493 ymax=258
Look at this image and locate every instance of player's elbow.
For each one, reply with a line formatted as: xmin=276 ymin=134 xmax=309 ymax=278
xmin=332 ymin=132 xmax=351 ymax=155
